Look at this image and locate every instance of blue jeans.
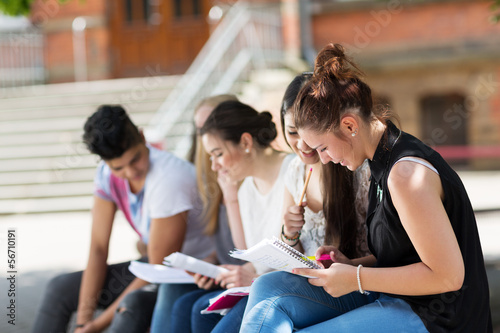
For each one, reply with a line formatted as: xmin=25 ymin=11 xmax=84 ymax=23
xmin=191 ymin=290 xmax=248 ymax=333
xmin=170 ymin=288 xmax=214 ymax=332
xmin=241 ymin=271 xmax=427 ymax=332
xmin=150 ymin=283 xmax=200 ymax=333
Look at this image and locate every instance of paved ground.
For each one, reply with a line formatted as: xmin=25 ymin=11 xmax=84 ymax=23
xmin=1 ymin=171 xmax=499 ymax=332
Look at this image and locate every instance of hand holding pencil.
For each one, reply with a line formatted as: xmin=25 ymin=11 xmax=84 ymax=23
xmin=282 ymin=168 xmax=313 ymax=243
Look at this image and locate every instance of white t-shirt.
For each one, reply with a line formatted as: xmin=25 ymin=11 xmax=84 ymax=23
xmin=237 ymin=154 xmax=294 ymax=274
xmin=284 ymin=156 xmax=325 ymax=256
xmin=94 ymin=145 xmax=214 ymax=259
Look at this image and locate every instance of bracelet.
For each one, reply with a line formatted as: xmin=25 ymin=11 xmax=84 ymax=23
xmin=281 ymin=224 xmax=301 ymax=242
xmin=75 ymin=324 xmax=86 ymax=328
xmin=357 ymin=264 xmax=369 ymax=295
xmin=281 ymin=235 xmax=300 ymax=247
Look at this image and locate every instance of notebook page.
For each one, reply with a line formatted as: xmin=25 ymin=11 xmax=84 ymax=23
xmin=163 ymin=252 xmax=229 ymax=279
xmin=230 ymin=238 xmax=321 ymax=275
xmin=128 ymin=261 xmax=195 ymax=284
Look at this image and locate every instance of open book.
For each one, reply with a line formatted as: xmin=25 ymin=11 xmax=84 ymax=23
xmin=200 ymin=286 xmax=251 ymax=315
xmin=229 ymin=237 xmax=322 ymax=277
xmin=163 ymin=252 xmax=228 ymax=279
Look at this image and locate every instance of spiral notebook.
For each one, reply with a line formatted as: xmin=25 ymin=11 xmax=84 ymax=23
xmin=229 ymin=237 xmax=322 ymax=277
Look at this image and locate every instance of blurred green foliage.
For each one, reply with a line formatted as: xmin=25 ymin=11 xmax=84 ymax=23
xmin=0 ymin=0 xmax=34 ymax=16
xmin=492 ymin=0 xmax=500 ymax=23
xmin=0 ymin=0 xmax=73 ymax=17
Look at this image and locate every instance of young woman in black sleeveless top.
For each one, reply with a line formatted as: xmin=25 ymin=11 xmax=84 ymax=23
xmin=240 ymin=44 xmax=492 ymax=333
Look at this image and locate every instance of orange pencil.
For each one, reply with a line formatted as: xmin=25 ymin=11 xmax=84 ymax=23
xmin=298 ymin=168 xmax=313 ymax=205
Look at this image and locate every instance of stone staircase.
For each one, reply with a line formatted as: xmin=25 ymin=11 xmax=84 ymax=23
xmin=0 ymin=75 xmax=179 ymax=215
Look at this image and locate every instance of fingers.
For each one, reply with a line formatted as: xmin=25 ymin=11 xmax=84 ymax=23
xmin=284 ymin=205 xmax=306 ymax=235
xmin=215 ymin=269 xmax=231 ymax=285
xmin=288 ymin=204 xmax=305 ymax=215
xmin=315 ymin=245 xmax=337 ymax=256
xmin=193 ymin=273 xmax=203 ymax=282
xmin=217 ymin=266 xmax=255 ymax=288
xmin=292 ymin=268 xmax=320 ymax=278
xmin=195 ymin=274 xmax=210 ymax=288
xmin=200 ymin=278 xmax=215 ymax=290
xmin=220 ymin=264 xmax=237 ymax=270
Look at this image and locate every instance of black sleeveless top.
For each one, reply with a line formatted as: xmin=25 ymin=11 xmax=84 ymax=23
xmin=366 ymin=121 xmax=492 ymax=332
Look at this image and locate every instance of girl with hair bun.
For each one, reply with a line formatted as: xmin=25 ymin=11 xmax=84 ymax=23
xmin=180 ymin=100 xmax=293 ymax=332
xmin=241 ymin=44 xmax=491 ymax=332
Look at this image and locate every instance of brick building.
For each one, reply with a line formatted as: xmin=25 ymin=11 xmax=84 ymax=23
xmin=29 ymin=0 xmax=217 ymax=82
xmin=299 ymin=0 xmax=500 ymax=168
xmin=27 ymin=0 xmax=500 ymax=168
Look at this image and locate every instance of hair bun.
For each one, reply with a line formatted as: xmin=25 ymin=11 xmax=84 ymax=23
xmin=256 ymin=111 xmax=277 ymax=146
xmin=259 ymin=111 xmax=273 ymax=122
xmin=314 ymin=43 xmax=347 ymax=80
xmin=314 ymin=43 xmax=363 ymax=83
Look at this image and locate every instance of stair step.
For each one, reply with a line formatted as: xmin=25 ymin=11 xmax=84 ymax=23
xmin=0 ymin=75 xmax=179 ymax=106
xmin=0 ymin=195 xmax=93 ymax=215
xmin=0 ymin=142 xmax=95 ymax=160
xmin=0 ymin=155 xmax=98 ymax=173
xmin=0 ymin=168 xmax=95 ymax=185
xmin=0 ymin=181 xmax=94 ymax=199
xmin=0 ymin=112 xmax=154 ymax=135
xmin=0 ymin=131 xmax=84 ymax=147
xmin=0 ymin=98 xmax=165 ymax=122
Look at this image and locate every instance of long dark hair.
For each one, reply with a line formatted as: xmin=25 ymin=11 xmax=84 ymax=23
xmin=282 ymin=73 xmax=359 ymax=258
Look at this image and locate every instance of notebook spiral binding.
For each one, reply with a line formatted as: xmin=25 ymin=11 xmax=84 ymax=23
xmin=272 ymin=237 xmax=321 ymax=269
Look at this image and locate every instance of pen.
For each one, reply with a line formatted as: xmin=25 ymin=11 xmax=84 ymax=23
xmin=306 ymin=254 xmax=331 ymax=261
xmin=298 ymin=168 xmax=313 ymax=205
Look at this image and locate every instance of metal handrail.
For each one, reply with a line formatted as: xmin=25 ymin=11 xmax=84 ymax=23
xmin=0 ymin=28 xmax=45 ymax=89
xmin=146 ymin=1 xmax=284 ymax=156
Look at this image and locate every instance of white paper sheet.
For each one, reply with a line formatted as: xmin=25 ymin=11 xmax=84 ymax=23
xmin=128 ymin=261 xmax=195 ymax=284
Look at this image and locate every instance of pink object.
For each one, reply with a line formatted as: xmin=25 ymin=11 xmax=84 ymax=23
xmin=316 ymin=254 xmax=332 ymax=261
xmin=206 ymin=292 xmax=249 ymax=311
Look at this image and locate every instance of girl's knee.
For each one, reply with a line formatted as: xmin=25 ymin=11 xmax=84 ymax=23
xmin=252 ymin=271 xmax=287 ymax=290
xmin=252 ymin=271 xmax=304 ymax=296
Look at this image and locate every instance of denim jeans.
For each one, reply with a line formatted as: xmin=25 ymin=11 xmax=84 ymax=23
xmin=190 ymin=290 xmax=248 ymax=333
xmin=170 ymin=289 xmax=214 ymax=332
xmin=32 ymin=260 xmax=139 ymax=333
xmin=241 ymin=271 xmax=428 ymax=333
xmin=108 ymin=284 xmax=157 ymax=333
xmin=150 ymin=283 xmax=200 ymax=333
xmin=298 ymin=294 xmax=428 ymax=333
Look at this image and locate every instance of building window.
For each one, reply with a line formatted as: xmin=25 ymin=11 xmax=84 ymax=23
xmin=125 ymin=0 xmax=133 ymax=23
xmin=124 ymin=0 xmax=151 ymax=24
xmin=173 ymin=0 xmax=202 ymax=18
xmin=420 ymin=93 xmax=468 ymax=164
